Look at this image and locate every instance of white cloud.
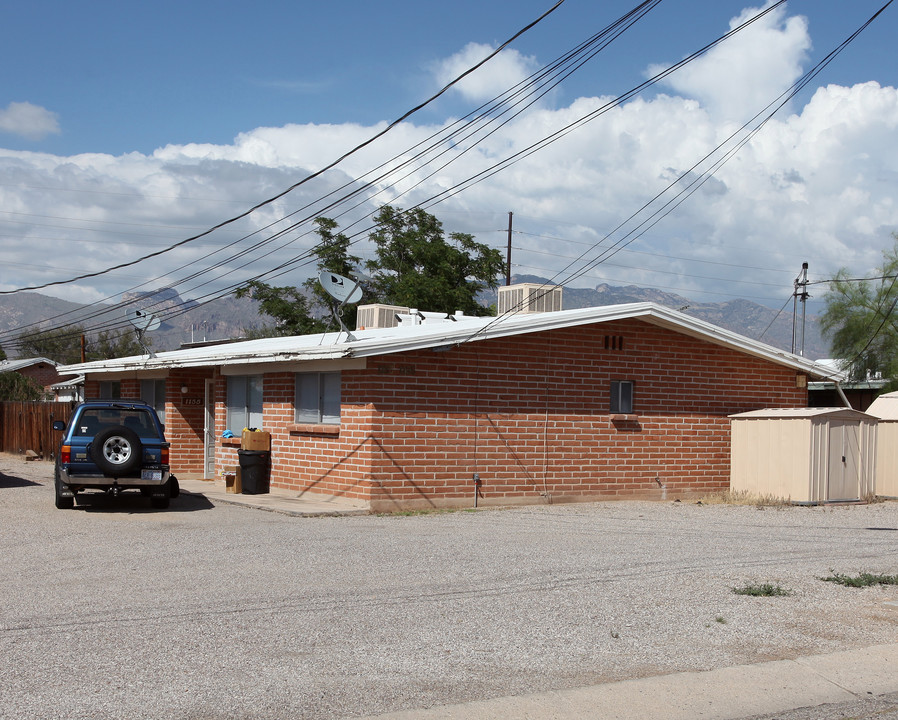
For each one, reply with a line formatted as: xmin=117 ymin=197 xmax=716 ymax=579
xmin=648 ymin=3 xmax=811 ymax=122
xmin=0 ymin=101 xmax=60 ymax=140
xmin=432 ymin=42 xmax=541 ymax=102
xmin=1 ymin=6 xmax=897 ymax=318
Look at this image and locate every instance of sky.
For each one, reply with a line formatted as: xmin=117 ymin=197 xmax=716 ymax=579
xmin=1 ymin=0 xmax=897 ymax=334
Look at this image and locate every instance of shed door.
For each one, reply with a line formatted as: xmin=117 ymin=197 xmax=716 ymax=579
xmin=827 ymin=421 xmax=860 ymax=501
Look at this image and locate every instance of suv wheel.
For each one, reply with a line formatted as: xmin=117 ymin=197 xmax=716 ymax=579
xmin=55 ymin=477 xmax=74 ymax=510
xmin=150 ymin=479 xmax=171 ymax=510
xmin=91 ymin=426 xmax=143 ymax=476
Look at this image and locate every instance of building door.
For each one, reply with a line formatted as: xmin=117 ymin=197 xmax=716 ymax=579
xmin=204 ymin=379 xmax=216 ymax=478
xmin=827 ymin=421 xmax=860 ymax=501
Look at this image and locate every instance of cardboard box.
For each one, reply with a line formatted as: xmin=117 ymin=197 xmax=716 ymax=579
xmin=225 ymin=469 xmax=241 ymax=494
xmin=241 ymin=429 xmax=271 ymax=451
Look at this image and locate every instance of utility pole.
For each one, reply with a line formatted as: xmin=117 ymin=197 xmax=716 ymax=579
xmin=791 ymin=262 xmax=810 ymax=356
xmin=506 ymin=211 xmax=513 ymax=286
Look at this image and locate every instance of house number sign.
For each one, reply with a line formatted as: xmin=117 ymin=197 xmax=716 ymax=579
xmin=182 ymin=397 xmax=203 ymax=406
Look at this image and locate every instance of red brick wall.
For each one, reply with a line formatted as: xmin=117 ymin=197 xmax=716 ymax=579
xmin=165 ymin=370 xmax=213 ymax=475
xmin=16 ymin=363 xmax=64 ymax=389
xmin=82 ymin=373 xmax=212 ymax=476
xmin=349 ymin=321 xmax=806 ymax=509
xmin=194 ymin=318 xmax=807 ymax=509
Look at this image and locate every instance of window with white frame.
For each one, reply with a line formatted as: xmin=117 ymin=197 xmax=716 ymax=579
xmin=227 ymin=375 xmax=263 ymax=431
xmin=295 ymin=372 xmax=341 ymax=424
xmin=610 ymin=380 xmax=634 ymax=414
xmin=140 ymin=379 xmax=166 ymax=423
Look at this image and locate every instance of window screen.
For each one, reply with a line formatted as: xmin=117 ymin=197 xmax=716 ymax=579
xmin=610 ymin=380 xmax=634 ymax=414
xmin=295 ymin=372 xmax=341 ymax=424
xmin=140 ymin=379 xmax=166 ymax=423
xmin=227 ymin=375 xmax=263 ymax=431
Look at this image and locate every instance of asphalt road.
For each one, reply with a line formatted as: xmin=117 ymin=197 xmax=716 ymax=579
xmin=2 ymin=453 xmax=898 ymax=720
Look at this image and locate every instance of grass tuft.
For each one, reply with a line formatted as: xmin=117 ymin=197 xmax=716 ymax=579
xmin=820 ymin=572 xmax=898 ymax=588
xmin=698 ymin=490 xmax=791 ymax=507
xmin=732 ymin=582 xmax=793 ymax=597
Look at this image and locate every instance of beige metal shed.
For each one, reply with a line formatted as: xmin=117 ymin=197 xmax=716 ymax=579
xmin=864 ymin=391 xmax=898 ymax=498
xmin=729 ymin=408 xmax=877 ymax=504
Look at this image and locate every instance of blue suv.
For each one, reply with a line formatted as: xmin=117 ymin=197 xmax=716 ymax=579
xmin=53 ymin=400 xmax=178 ymax=509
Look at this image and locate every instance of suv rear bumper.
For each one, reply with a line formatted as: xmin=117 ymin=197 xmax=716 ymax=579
xmin=58 ymin=466 xmax=171 ymax=488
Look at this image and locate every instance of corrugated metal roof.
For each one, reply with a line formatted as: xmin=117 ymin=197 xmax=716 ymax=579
xmin=866 ymin=390 xmax=898 ymax=420
xmin=57 ymin=303 xmax=842 ymax=379
xmin=0 ymin=357 xmax=57 ymax=372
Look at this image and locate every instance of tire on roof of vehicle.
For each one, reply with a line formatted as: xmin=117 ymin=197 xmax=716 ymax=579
xmin=91 ymin=426 xmax=143 ymax=476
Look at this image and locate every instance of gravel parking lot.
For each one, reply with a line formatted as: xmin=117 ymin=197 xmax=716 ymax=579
xmin=2 ymin=452 xmax=898 ymax=720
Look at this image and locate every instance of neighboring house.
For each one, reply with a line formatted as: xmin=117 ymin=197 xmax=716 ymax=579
xmin=58 ymin=299 xmax=836 ymax=511
xmin=49 ymin=374 xmax=85 ymax=403
xmin=0 ymin=357 xmax=71 ymax=393
xmin=808 ymin=359 xmax=887 ymax=411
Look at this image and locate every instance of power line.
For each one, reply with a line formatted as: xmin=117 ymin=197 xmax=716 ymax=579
xmin=454 ymin=0 xmax=892 ymax=346
xmin=0 ymin=0 xmax=568 ymax=296
xmin=1 ymin=0 xmax=667 ymax=344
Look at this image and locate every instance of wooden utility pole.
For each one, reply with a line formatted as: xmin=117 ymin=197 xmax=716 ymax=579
xmin=506 ymin=211 xmax=513 ymax=286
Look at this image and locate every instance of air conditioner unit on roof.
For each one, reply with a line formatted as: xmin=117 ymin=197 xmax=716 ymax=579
xmin=498 ymin=283 xmax=563 ymax=315
xmin=356 ymin=304 xmax=410 ymax=329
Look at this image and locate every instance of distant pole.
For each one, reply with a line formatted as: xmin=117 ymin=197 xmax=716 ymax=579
xmin=506 ymin=211 xmax=513 ymax=286
xmin=80 ymin=334 xmax=86 ymax=363
xmin=798 ymin=262 xmax=809 ymax=357
xmin=791 ymin=262 xmax=810 ymax=356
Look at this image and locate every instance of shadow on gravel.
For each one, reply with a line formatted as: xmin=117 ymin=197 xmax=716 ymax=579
xmin=0 ymin=472 xmax=41 ymax=488
xmin=72 ymin=491 xmax=215 ymax=514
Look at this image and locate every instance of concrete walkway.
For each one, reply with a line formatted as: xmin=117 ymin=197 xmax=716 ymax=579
xmin=177 ymin=476 xmax=370 ymax=516
xmin=361 ymin=643 xmax=898 ymax=720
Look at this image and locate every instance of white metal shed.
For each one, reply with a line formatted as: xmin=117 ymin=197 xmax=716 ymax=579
xmin=864 ymin=391 xmax=898 ymax=498
xmin=729 ymin=408 xmax=877 ymax=504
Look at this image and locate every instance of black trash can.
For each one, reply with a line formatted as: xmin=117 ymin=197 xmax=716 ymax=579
xmin=237 ymin=449 xmax=270 ymax=494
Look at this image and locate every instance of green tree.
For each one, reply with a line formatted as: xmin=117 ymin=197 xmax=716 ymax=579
xmin=16 ymin=325 xmax=148 ymax=364
xmin=235 ymin=281 xmax=326 ymax=336
xmin=0 ymin=372 xmax=47 ymax=401
xmin=236 ymin=217 xmax=360 ymax=336
xmin=236 ymin=208 xmax=503 ymax=337
xmin=0 ymin=344 xmax=7 ymax=361
xmin=301 ymin=216 xmax=363 ymax=330
xmin=365 ymin=205 xmax=504 ymax=316
xmin=88 ymin=330 xmax=146 ymax=361
xmin=17 ymin=325 xmax=85 ymax=364
xmin=820 ymin=234 xmax=898 ymax=386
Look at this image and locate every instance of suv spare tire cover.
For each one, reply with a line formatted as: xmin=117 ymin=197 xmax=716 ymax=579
xmin=91 ymin=426 xmax=143 ymax=476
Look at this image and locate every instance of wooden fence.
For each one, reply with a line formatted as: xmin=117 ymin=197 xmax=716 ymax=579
xmin=0 ymin=401 xmax=73 ymax=458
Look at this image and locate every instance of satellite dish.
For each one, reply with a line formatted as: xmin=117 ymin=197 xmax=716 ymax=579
xmin=127 ymin=308 xmax=161 ymax=332
xmin=126 ymin=308 xmax=160 ymax=358
xmin=317 ymin=270 xmax=366 ymax=343
xmin=318 ymin=271 xmax=363 ymax=305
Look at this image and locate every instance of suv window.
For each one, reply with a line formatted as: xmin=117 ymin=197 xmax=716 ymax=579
xmin=76 ymin=408 xmax=159 ymax=439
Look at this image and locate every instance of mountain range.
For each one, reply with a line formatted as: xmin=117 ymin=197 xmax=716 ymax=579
xmin=0 ymin=279 xmax=830 ymax=361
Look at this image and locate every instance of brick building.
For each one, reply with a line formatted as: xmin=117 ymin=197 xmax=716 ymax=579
xmin=0 ymin=357 xmax=71 ymax=392
xmin=59 ymin=302 xmax=835 ymax=511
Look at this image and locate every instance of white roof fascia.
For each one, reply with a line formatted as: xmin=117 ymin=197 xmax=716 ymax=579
xmin=59 ymin=339 xmax=354 ymax=374
xmin=730 ymin=407 xmax=876 ymax=420
xmin=57 ymin=303 xmax=837 ymax=380
xmin=0 ymin=357 xmax=58 ymax=372
xmin=347 ymin=303 xmax=838 ymax=379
